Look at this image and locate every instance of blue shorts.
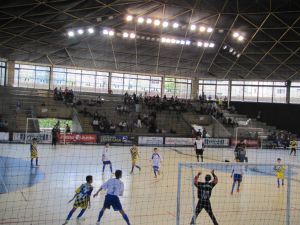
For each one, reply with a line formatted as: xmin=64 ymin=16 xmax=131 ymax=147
xmin=153 ymin=166 xmax=159 ymax=171
xmin=103 ymin=161 xmax=112 ymax=165
xmin=103 ymin=194 xmax=122 ymax=211
xmin=234 ymin=174 xmax=242 ymax=182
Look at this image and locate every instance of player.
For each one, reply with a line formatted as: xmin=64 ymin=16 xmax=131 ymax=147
xmin=231 ymin=158 xmax=244 ymax=194
xmin=274 ymin=158 xmax=285 ymax=188
xmin=194 ymin=135 xmax=204 ymax=162
xmin=290 ymin=138 xmax=297 ymax=156
xmin=190 ymin=170 xmax=218 ymax=225
xmin=30 ymin=138 xmax=39 ymax=167
xmin=102 ymin=143 xmax=112 ymax=174
xmin=130 ymin=143 xmax=141 ymax=174
xmin=151 ymin=147 xmax=163 ymax=178
xmin=93 ymin=170 xmax=131 ymax=225
xmin=62 ymin=175 xmax=93 ymax=225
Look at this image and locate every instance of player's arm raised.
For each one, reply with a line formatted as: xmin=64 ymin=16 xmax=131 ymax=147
xmin=194 ymin=172 xmax=201 ymax=186
xmin=212 ymin=170 xmax=218 ymax=184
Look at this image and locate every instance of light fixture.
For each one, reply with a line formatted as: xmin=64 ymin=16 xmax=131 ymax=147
xmin=199 ymin=26 xmax=206 ymax=32
xmin=238 ymin=36 xmax=244 ymax=41
xmin=87 ymin=28 xmax=94 ymax=34
xmin=233 ymin=51 xmax=237 ymax=55
xmin=108 ymin=30 xmax=114 ymax=36
xmin=190 ymin=24 xmax=196 ymax=31
xmin=123 ymin=32 xmax=129 ymax=38
xmin=166 ymin=38 xmax=171 ymax=43
xmin=237 ymin=53 xmax=241 ymax=58
xmin=223 ymin=45 xmax=227 ymax=50
xmin=154 ymin=19 xmax=161 ymax=26
xmin=207 ymin=27 xmax=213 ymax=33
xmin=209 ymin=43 xmax=215 ymax=48
xmin=67 ymin=31 xmax=74 ymax=37
xmin=197 ymin=41 xmax=203 ymax=47
xmin=130 ymin=33 xmax=136 ymax=39
xmin=204 ymin=42 xmax=209 ymax=48
xmin=233 ymin=32 xmax=239 ymax=38
xmin=162 ymin=21 xmax=169 ymax=28
xmin=229 ymin=48 xmax=233 ymax=52
xmin=137 ymin=17 xmax=144 ymax=24
xmin=171 ymin=39 xmax=176 ymax=44
xmin=185 ymin=40 xmax=191 ymax=45
xmin=180 ymin=40 xmax=185 ymax=45
xmin=103 ymin=29 xmax=109 ymax=35
xmin=126 ymin=15 xmax=133 ymax=21
xmin=176 ymin=40 xmax=180 ymax=44
xmin=146 ymin=18 xmax=152 ymax=24
xmin=161 ymin=37 xmax=166 ymax=43
xmin=173 ymin=22 xmax=179 ymax=28
xmin=77 ymin=29 xmax=84 ymax=35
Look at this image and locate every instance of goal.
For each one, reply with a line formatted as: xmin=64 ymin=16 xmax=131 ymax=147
xmin=234 ymin=127 xmax=264 ymax=149
xmin=176 ymin=162 xmax=300 ymax=225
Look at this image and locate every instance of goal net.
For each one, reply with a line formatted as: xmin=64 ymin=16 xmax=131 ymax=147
xmin=177 ymin=162 xmax=300 ymax=225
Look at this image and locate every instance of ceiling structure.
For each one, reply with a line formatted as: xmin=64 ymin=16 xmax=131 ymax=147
xmin=0 ymin=0 xmax=300 ymax=80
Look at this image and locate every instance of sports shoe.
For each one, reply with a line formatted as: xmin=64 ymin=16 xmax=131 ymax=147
xmin=62 ymin=220 xmax=68 ymax=225
xmin=96 ymin=222 xmax=100 ymax=225
xmin=77 ymin=217 xmax=85 ymax=224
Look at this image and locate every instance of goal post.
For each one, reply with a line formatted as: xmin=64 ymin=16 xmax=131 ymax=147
xmin=25 ymin=117 xmax=40 ymax=144
xmin=177 ymin=162 xmax=299 ymax=225
xmin=234 ymin=127 xmax=264 ymax=149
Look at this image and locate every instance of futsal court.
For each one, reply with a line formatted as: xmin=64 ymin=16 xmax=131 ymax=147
xmin=0 ymin=144 xmax=299 ymax=225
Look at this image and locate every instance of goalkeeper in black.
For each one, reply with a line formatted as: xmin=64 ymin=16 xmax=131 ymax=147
xmin=190 ymin=170 xmax=219 ymax=225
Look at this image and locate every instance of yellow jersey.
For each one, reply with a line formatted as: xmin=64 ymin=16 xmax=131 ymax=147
xmin=274 ymin=164 xmax=285 ymax=179
xmin=290 ymin=140 xmax=297 ymax=149
xmin=130 ymin=147 xmax=139 ymax=160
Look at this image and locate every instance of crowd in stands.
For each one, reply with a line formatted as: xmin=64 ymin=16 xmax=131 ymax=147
xmin=267 ymin=130 xmax=294 ymax=149
xmin=53 ymin=87 xmax=74 ymax=103
xmin=0 ymin=115 xmax=8 ymax=132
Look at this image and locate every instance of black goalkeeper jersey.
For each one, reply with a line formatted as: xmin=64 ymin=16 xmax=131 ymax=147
xmin=196 ymin=181 xmax=217 ymax=202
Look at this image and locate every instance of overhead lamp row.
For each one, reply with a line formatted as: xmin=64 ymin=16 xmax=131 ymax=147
xmin=125 ymin=15 xmax=214 ymax=33
xmin=223 ymin=45 xmax=241 ymax=58
xmin=161 ymin=37 xmax=215 ymax=48
xmin=232 ymin=32 xmax=245 ymax=42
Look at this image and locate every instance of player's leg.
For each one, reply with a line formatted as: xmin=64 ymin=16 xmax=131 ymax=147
xmin=102 ymin=163 xmax=106 ymax=173
xmin=231 ymin=179 xmax=236 ymax=194
xmin=109 ymin=161 xmax=113 ymax=173
xmin=195 ymin=150 xmax=199 ymax=162
xmin=290 ymin=149 xmax=293 ymax=155
xmin=153 ymin=166 xmax=157 ymax=178
xmin=77 ymin=208 xmax=86 ymax=218
xmin=36 ymin=157 xmax=39 ymax=166
xmin=237 ymin=180 xmax=241 ymax=192
xmin=277 ymin=178 xmax=280 ymax=188
xmin=97 ymin=207 xmax=106 ymax=223
xmin=130 ymin=160 xmax=135 ymax=174
xmin=30 ymin=158 xmax=34 ymax=167
xmin=200 ymin=151 xmax=204 ymax=162
xmin=119 ymin=210 xmax=131 ymax=225
xmin=282 ymin=179 xmax=284 ymax=186
xmin=63 ymin=207 xmax=77 ymax=224
xmin=190 ymin=201 xmax=203 ymax=225
xmin=204 ymin=202 xmax=219 ymax=225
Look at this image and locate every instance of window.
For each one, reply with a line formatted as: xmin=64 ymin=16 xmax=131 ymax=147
xmin=137 ymin=78 xmax=150 ymax=95
xmin=81 ymin=70 xmax=96 ymax=92
xmin=244 ymin=85 xmax=258 ymax=102
xmin=290 ymin=82 xmax=300 ymax=104
xmin=15 ymin=63 xmax=50 ymax=89
xmin=149 ymin=77 xmax=162 ymax=96
xmin=111 ymin=73 xmax=124 ymax=94
xmin=124 ymin=74 xmax=137 ymax=94
xmin=96 ymin=72 xmax=109 ymax=93
xmin=258 ymin=86 xmax=273 ymax=102
xmin=53 ymin=67 xmax=67 ymax=89
xmin=199 ymin=80 xmax=228 ymax=100
xmin=164 ymin=77 xmax=191 ymax=99
xmin=273 ymin=86 xmax=286 ymax=103
xmin=231 ymin=85 xmax=244 ymax=101
xmin=0 ymin=61 xmax=6 ymax=86
xmin=164 ymin=78 xmax=175 ymax=97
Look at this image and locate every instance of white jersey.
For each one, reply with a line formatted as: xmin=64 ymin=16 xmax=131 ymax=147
xmin=151 ymin=152 xmax=162 ymax=167
xmin=232 ymin=165 xmax=244 ymax=175
xmin=101 ymin=178 xmax=124 ymax=196
xmin=102 ymin=147 xmax=110 ymax=161
xmin=195 ymin=139 xmax=204 ymax=149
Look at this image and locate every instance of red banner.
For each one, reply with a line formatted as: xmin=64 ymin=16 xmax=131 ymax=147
xmin=231 ymin=139 xmax=259 ymax=148
xmin=59 ymin=133 xmax=97 ymax=143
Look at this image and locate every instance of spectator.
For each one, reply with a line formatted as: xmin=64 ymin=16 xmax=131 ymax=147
xmin=65 ymin=124 xmax=71 ymax=133
xmin=202 ymin=128 xmax=207 ymax=138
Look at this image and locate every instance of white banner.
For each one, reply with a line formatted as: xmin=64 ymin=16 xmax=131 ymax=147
xmin=0 ymin=132 xmax=9 ymax=141
xmin=204 ymin=138 xmax=229 ymax=147
xmin=138 ymin=136 xmax=164 ymax=145
xmin=13 ymin=132 xmax=52 ymax=144
xmin=165 ymin=137 xmax=194 ymax=146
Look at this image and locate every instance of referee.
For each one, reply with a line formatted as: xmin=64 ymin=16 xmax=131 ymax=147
xmin=194 ymin=135 xmax=205 ymax=162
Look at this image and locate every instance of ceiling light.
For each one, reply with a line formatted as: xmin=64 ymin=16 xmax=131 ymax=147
xmin=190 ymin=24 xmax=196 ymax=31
xmin=162 ymin=21 xmax=169 ymax=28
xmin=233 ymin=51 xmax=237 ymax=55
xmin=233 ymin=32 xmax=239 ymax=38
xmin=87 ymin=28 xmax=94 ymax=34
xmin=166 ymin=38 xmax=171 ymax=43
xmin=185 ymin=40 xmax=191 ymax=45
xmin=103 ymin=29 xmax=109 ymax=35
xmin=161 ymin=37 xmax=166 ymax=43
xmin=123 ymin=32 xmax=129 ymax=38
xmin=137 ymin=17 xmax=144 ymax=24
xmin=108 ymin=30 xmax=114 ymax=36
xmin=176 ymin=40 xmax=180 ymax=44
xmin=223 ymin=45 xmax=227 ymax=50
xmin=67 ymin=31 xmax=74 ymax=37
xmin=207 ymin=27 xmax=213 ymax=33
xmin=146 ymin=37 xmax=150 ymax=40
xmin=171 ymin=39 xmax=176 ymax=44
xmin=199 ymin=26 xmax=206 ymax=32
xmin=209 ymin=43 xmax=215 ymax=48
xmin=229 ymin=48 xmax=233 ymax=52
xmin=238 ymin=36 xmax=244 ymax=41
xmin=146 ymin=18 xmax=152 ymax=24
xmin=154 ymin=19 xmax=160 ymax=26
xmin=126 ymin=15 xmax=133 ymax=21
xmin=77 ymin=29 xmax=84 ymax=35
xmin=237 ymin=53 xmax=241 ymax=58
xmin=130 ymin=33 xmax=136 ymax=39
xmin=173 ymin=22 xmax=179 ymax=28
xmin=204 ymin=42 xmax=209 ymax=48
xmin=151 ymin=37 xmax=155 ymax=41
xmin=197 ymin=41 xmax=203 ymax=47
xmin=180 ymin=40 xmax=185 ymax=45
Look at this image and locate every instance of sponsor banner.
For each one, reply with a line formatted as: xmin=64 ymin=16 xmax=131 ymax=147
xmin=165 ymin=137 xmax=194 ymax=146
xmin=231 ymin=139 xmax=259 ymax=148
xmin=99 ymin=135 xmax=132 ymax=144
xmin=204 ymin=138 xmax=229 ymax=147
xmin=59 ymin=133 xmax=96 ymax=143
xmin=13 ymin=132 xmax=52 ymax=143
xmin=138 ymin=136 xmax=164 ymax=145
xmin=0 ymin=132 xmax=9 ymax=141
